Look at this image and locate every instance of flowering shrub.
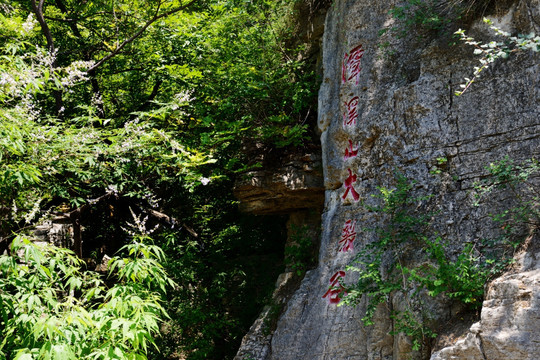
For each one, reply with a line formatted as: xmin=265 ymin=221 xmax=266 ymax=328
xmin=0 ymin=216 xmax=174 ymax=360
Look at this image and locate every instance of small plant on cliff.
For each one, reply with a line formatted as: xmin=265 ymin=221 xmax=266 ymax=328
xmin=375 ymin=0 xmax=473 ymax=60
xmin=455 ymin=18 xmax=540 ymax=95
xmin=285 ymin=225 xmax=316 ymax=276
xmin=340 ymin=174 xmax=439 ymax=352
xmin=378 ymin=0 xmax=497 ymax=47
xmin=341 ymin=160 xmax=539 ymax=354
xmin=473 ymin=157 xmax=540 ymax=252
xmin=383 ymin=0 xmax=454 ymax=39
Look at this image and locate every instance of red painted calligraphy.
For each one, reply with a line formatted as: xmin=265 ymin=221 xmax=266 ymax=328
xmin=343 ymin=96 xmax=359 ymax=128
xmin=322 ymin=271 xmax=347 ymax=304
xmin=339 ymin=220 xmax=356 ymax=252
xmin=342 ymin=45 xmax=365 ymax=85
xmin=344 ymin=139 xmax=358 ymax=160
xmin=342 ymin=168 xmax=360 ymax=202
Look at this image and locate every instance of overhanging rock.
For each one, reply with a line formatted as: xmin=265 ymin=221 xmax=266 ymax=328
xmin=234 ymin=153 xmax=325 ymax=215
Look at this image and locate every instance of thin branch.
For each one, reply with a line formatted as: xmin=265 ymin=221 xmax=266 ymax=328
xmin=31 ymin=0 xmax=55 ymax=53
xmin=134 ymin=79 xmax=163 ymax=113
xmin=54 ymin=0 xmax=82 ymax=38
xmin=31 ymin=0 xmax=64 ymax=115
xmin=88 ymin=0 xmax=199 ymax=72
xmin=44 ymin=10 xmax=115 ymax=23
xmin=44 ymin=15 xmax=76 ymax=22
xmin=145 ymin=208 xmax=198 ymax=238
xmin=109 ymin=67 xmax=146 ymax=75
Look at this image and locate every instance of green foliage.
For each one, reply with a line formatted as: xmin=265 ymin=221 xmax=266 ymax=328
xmin=385 ymin=0 xmax=453 ymax=38
xmin=429 ymin=157 xmax=448 ymax=175
xmin=262 ymin=301 xmax=284 ymax=336
xmin=390 ymin=310 xmax=437 ymax=352
xmin=455 ymin=18 xmax=540 ymax=95
xmin=474 ymin=157 xmax=540 ymax=250
xmin=0 ymin=0 xmax=318 ymax=226
xmin=406 ymin=240 xmax=489 ymax=307
xmin=341 ymin=175 xmax=433 ymax=331
xmin=380 ymin=0 xmax=513 ymax=42
xmin=173 ymin=0 xmax=318 ymax=151
xmin=376 ymin=0 xmax=476 ymax=56
xmin=0 ymin=40 xmax=214 ymax=233
xmin=0 ymin=1 xmax=317 ymax=359
xmin=0 ymin=220 xmax=173 ymax=360
xmin=341 ymin=161 xmax=539 ymax=354
xmin=284 ymin=225 xmax=315 ymax=276
xmin=154 ymin=211 xmax=286 ymax=360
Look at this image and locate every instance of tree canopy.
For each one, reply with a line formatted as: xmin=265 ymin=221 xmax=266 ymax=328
xmin=0 ymin=0 xmax=320 ymax=359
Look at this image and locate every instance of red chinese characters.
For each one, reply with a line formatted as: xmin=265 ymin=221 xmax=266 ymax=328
xmin=342 ymin=45 xmax=365 ymax=85
xmin=339 ymin=219 xmax=357 ymax=252
xmin=342 ymin=168 xmax=360 ymax=202
xmin=344 ymin=139 xmax=358 ymax=160
xmin=322 ymin=270 xmax=347 ymax=304
xmin=343 ymin=96 xmax=359 ymax=128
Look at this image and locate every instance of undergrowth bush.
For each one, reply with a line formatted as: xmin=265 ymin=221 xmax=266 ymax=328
xmin=0 ymin=214 xmax=173 ymax=360
xmin=341 ymin=158 xmax=539 ymax=354
xmin=285 ymin=225 xmax=316 ymax=276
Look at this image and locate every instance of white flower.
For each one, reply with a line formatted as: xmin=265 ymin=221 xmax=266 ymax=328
xmin=21 ymin=14 xmax=38 ymax=34
xmin=200 ymin=177 xmax=211 ymax=185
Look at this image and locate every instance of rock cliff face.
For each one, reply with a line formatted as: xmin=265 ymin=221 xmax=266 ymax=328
xmin=234 ymin=152 xmax=325 ymax=215
xmin=236 ymin=0 xmax=540 ymax=359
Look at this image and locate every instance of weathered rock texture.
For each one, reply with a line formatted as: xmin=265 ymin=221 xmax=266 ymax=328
xmin=236 ymin=0 xmax=540 ymax=359
xmin=431 ymin=239 xmax=540 ymax=360
xmin=34 ymin=219 xmax=72 ymax=248
xmin=233 ymin=151 xmax=325 ymax=360
xmin=234 ymin=152 xmax=325 ymax=215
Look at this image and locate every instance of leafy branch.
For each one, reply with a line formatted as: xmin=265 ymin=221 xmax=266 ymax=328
xmin=455 ymin=18 xmax=540 ymax=96
xmin=88 ymin=0 xmax=200 ymax=72
xmin=0 ymin=215 xmax=174 ymax=359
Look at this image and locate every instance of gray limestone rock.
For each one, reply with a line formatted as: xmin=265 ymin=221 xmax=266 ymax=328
xmin=233 ymin=152 xmax=324 ymax=215
xmin=34 ymin=221 xmax=72 ymax=248
xmin=236 ymin=0 xmax=540 ymax=359
xmin=432 ymin=241 xmax=540 ymax=360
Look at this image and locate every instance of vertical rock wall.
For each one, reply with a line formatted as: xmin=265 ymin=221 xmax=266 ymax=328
xmin=236 ymin=0 xmax=540 ymax=359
